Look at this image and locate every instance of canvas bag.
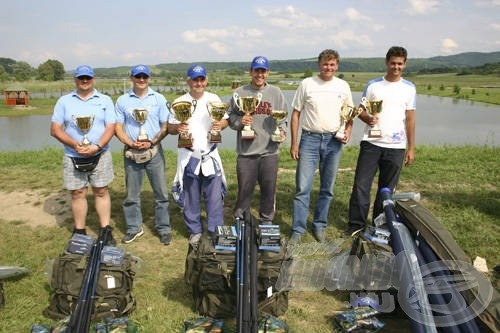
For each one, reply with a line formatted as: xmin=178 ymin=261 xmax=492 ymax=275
xmin=43 ymin=251 xmax=136 ymax=321
xmin=185 ymin=234 xmax=290 ymax=318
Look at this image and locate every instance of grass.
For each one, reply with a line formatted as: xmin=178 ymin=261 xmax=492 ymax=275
xmin=0 ymin=145 xmax=498 ymax=332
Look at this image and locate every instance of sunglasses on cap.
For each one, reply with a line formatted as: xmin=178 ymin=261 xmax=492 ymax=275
xmin=134 ymin=74 xmax=149 ymax=79
xmin=77 ymin=76 xmax=93 ymax=81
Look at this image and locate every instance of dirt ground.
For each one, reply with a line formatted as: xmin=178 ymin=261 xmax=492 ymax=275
xmin=0 ymin=190 xmax=71 ymax=227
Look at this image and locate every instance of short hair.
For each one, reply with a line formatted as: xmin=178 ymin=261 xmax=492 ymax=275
xmin=317 ymin=49 xmax=340 ymax=63
xmin=386 ymin=46 xmax=408 ymax=61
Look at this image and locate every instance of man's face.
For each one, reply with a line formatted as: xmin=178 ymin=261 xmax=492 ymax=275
xmin=385 ymin=56 xmax=406 ymax=77
xmin=318 ymin=57 xmax=338 ymax=81
xmin=132 ymin=74 xmax=150 ymax=88
xmin=187 ymin=76 xmax=207 ymax=94
xmin=250 ymin=68 xmax=269 ymax=88
xmin=74 ymin=76 xmax=94 ymax=93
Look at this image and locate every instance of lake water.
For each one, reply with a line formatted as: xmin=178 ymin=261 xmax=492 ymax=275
xmin=0 ymin=91 xmax=499 ymax=152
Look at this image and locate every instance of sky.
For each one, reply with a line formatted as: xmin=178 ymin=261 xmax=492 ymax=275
xmin=1 ymin=0 xmax=499 ymax=70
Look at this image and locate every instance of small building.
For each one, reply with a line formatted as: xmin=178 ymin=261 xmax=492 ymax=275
xmin=3 ymin=89 xmax=29 ymax=106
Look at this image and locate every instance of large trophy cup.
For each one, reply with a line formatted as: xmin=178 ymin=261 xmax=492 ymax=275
xmin=171 ymin=100 xmax=197 ymax=148
xmin=270 ymin=109 xmax=287 ymax=142
xmin=132 ymin=108 xmax=149 ymax=141
xmin=207 ymin=101 xmax=229 ymax=143
xmin=362 ymin=97 xmax=383 ymax=138
xmin=334 ymin=101 xmax=361 ymax=140
xmin=233 ymin=92 xmax=262 ymax=140
xmin=73 ymin=115 xmax=94 ymax=146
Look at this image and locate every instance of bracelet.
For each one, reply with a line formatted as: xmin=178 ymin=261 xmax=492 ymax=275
xmin=96 ymin=143 xmax=102 ymax=150
xmin=149 ymin=140 xmax=155 ymax=146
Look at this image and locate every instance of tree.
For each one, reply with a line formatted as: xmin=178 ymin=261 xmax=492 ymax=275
xmin=0 ymin=65 xmax=9 ymax=82
xmin=303 ymin=68 xmax=313 ymax=78
xmin=38 ymin=59 xmax=65 ymax=81
xmin=12 ymin=61 xmax=35 ymax=81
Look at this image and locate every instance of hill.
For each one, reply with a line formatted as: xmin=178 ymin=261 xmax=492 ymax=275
xmin=92 ymin=51 xmax=499 ymax=76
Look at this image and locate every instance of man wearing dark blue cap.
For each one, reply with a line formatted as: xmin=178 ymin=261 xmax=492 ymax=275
xmin=227 ymin=56 xmax=288 ymax=224
xmin=168 ymin=64 xmax=228 ymax=247
xmin=115 ymin=64 xmax=172 ymax=245
xmin=50 ymin=65 xmax=117 ymax=245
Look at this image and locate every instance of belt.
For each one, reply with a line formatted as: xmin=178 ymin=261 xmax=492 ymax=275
xmin=302 ymin=129 xmax=337 ymax=136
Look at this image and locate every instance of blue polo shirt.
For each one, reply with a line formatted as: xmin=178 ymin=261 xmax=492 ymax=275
xmin=51 ymin=89 xmax=116 ymax=157
xmin=115 ymin=87 xmax=169 ymax=142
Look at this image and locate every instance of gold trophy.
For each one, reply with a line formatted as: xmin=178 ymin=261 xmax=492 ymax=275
xmin=73 ymin=115 xmax=94 ymax=146
xmin=270 ymin=109 xmax=287 ymax=142
xmin=362 ymin=97 xmax=383 ymax=138
xmin=207 ymin=101 xmax=229 ymax=143
xmin=233 ymin=92 xmax=262 ymax=140
xmin=335 ymin=100 xmax=361 ymax=140
xmin=171 ymin=100 xmax=197 ymax=148
xmin=132 ymin=108 xmax=149 ymax=141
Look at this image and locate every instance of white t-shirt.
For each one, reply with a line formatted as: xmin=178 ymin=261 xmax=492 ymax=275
xmin=361 ymin=77 xmax=416 ymax=149
xmin=292 ymin=76 xmax=354 ymax=133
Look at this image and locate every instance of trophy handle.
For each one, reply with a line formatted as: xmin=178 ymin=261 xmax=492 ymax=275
xmin=233 ymin=92 xmax=240 ymax=109
xmin=256 ymin=92 xmax=263 ymax=108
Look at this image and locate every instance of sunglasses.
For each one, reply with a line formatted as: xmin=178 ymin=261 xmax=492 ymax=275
xmin=77 ymin=76 xmax=93 ymax=81
xmin=134 ymin=74 xmax=149 ymax=79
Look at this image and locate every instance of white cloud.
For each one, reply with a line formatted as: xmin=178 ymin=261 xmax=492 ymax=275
xmin=345 ymin=7 xmax=370 ymax=21
xmin=209 ymin=41 xmax=229 ymax=55
xmin=490 ymin=23 xmax=500 ymax=30
xmin=256 ymin=5 xmax=323 ymax=29
xmin=405 ymin=0 xmax=440 ymax=15
xmin=441 ymin=38 xmax=459 ymax=54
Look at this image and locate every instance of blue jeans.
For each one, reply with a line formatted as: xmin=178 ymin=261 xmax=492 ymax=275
xmin=292 ymin=131 xmax=343 ymax=234
xmin=123 ymin=145 xmax=170 ymax=235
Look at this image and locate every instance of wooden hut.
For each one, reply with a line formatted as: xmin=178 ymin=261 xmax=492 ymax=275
xmin=3 ymin=89 xmax=29 ymax=105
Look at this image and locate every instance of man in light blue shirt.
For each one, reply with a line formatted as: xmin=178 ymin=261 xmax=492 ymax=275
xmin=115 ymin=64 xmax=172 ymax=245
xmin=50 ymin=65 xmax=116 ymax=245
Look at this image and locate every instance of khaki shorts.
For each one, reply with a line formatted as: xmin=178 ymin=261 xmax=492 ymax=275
xmin=63 ymin=150 xmax=114 ymax=190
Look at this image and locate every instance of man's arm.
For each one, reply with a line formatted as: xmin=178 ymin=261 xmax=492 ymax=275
xmin=404 ymin=109 xmax=415 ymax=165
xmin=289 ymin=109 xmax=300 ymax=160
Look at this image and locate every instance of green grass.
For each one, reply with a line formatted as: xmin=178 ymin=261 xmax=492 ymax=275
xmin=0 ymin=145 xmax=498 ymax=332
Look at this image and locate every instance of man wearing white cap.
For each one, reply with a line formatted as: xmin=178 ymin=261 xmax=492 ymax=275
xmin=50 ymin=65 xmax=117 ymax=245
xmin=115 ymin=64 xmax=172 ymax=245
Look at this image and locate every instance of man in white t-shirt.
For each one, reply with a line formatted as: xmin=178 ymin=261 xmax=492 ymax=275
xmin=347 ymin=46 xmax=416 ymax=236
xmin=289 ymin=49 xmax=354 ymax=244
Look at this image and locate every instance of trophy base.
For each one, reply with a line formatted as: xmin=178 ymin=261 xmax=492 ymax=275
xmin=208 ymin=132 xmax=222 ymax=144
xmin=271 ymin=134 xmax=284 ymax=142
xmin=334 ymin=131 xmax=346 ymax=140
xmin=368 ymin=129 xmax=382 ymax=138
xmin=241 ymin=129 xmax=255 ymax=140
xmin=178 ymin=134 xmax=193 ymax=148
xmin=137 ymin=134 xmax=149 ymax=142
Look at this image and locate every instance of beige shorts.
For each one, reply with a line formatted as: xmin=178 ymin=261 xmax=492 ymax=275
xmin=63 ymin=150 xmax=114 ymax=190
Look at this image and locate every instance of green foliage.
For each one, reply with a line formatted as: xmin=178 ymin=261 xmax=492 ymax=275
xmin=303 ymin=68 xmax=313 ymax=78
xmin=11 ymin=61 xmax=35 ymax=81
xmin=38 ymin=60 xmax=65 ymax=81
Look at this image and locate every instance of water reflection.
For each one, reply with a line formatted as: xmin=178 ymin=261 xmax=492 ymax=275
xmin=0 ymin=91 xmax=499 ymax=152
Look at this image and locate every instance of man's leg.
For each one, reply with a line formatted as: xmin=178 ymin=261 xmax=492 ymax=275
xmin=71 ymin=187 xmax=89 ymax=230
xmin=258 ymin=154 xmax=279 ymax=224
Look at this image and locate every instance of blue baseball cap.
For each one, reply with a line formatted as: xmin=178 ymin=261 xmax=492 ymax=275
xmin=187 ymin=64 xmax=207 ymax=79
xmin=251 ymin=56 xmax=269 ymax=70
xmin=131 ymin=64 xmax=151 ymax=77
xmin=74 ymin=65 xmax=94 ymax=78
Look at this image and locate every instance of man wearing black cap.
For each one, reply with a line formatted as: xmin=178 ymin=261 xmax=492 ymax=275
xmin=227 ymin=56 xmax=288 ymax=225
xmin=115 ymin=64 xmax=172 ymax=245
xmin=168 ymin=64 xmax=228 ymax=247
xmin=50 ymin=65 xmax=117 ymax=245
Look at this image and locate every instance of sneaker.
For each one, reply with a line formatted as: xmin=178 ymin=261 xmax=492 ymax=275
xmin=106 ymin=233 xmax=117 ymax=247
xmin=121 ymin=229 xmax=144 ymax=244
xmin=289 ymin=232 xmax=302 ymax=245
xmin=343 ymin=224 xmax=364 ymax=238
xmin=188 ymin=233 xmax=202 ymax=247
xmin=312 ymin=229 xmax=326 ymax=243
xmin=160 ymin=233 xmax=172 ymax=245
xmin=72 ymin=228 xmax=87 ymax=235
